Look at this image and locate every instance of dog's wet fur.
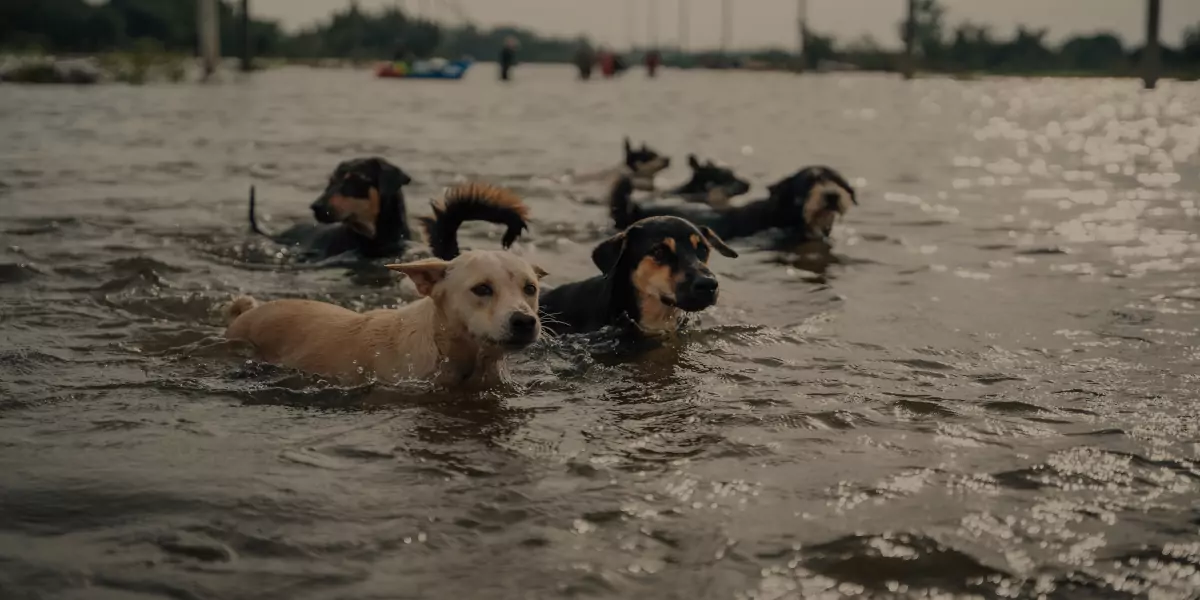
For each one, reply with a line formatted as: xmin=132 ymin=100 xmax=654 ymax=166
xmin=612 ymin=166 xmax=856 ymax=244
xmin=540 ymin=189 xmax=738 ymax=336
xmin=419 ymin=183 xmax=530 ymax=260
xmin=249 ymin=157 xmax=413 ymax=261
xmin=227 ymin=183 xmax=545 ymax=388
xmin=666 ymin=154 xmax=751 ymax=207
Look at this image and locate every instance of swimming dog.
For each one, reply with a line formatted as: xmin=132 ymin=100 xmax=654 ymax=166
xmin=571 ymin=137 xmax=671 ymax=192
xmin=226 ymin=183 xmax=545 ymax=387
xmin=540 ymin=180 xmax=738 ymax=336
xmin=663 ymin=154 xmax=751 ymax=207
xmin=612 ymin=166 xmax=856 ymax=245
xmin=248 ymin=157 xmax=413 ymax=261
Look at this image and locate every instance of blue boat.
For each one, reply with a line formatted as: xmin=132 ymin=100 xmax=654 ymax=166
xmin=376 ymin=58 xmax=472 ymax=80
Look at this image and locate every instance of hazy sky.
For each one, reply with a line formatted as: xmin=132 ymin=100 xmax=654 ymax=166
xmin=253 ymin=0 xmax=1200 ymax=50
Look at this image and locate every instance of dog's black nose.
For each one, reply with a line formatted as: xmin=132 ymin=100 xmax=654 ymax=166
xmin=509 ymin=313 xmax=537 ymax=334
xmin=823 ymin=191 xmax=842 ymax=208
xmin=691 ymin=276 xmax=718 ymax=296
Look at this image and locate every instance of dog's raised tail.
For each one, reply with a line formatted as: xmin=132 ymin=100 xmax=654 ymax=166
xmin=608 ymin=174 xmax=641 ymax=230
xmin=420 ymin=183 xmax=530 ymax=260
xmin=247 ymin=185 xmax=268 ymax=236
xmin=225 ymin=295 xmax=258 ymax=323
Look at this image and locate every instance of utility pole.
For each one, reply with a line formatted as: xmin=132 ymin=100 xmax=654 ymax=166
xmin=239 ymin=0 xmax=252 ymax=72
xmin=626 ymin=0 xmax=636 ymax=52
xmin=903 ymin=0 xmax=917 ymax=80
xmin=198 ymin=0 xmax=220 ymax=80
xmin=1143 ymin=0 xmax=1161 ymax=89
xmin=796 ymin=0 xmax=807 ymax=72
xmin=720 ymin=0 xmax=731 ymax=57
xmin=678 ymin=0 xmax=689 ymax=52
xmin=647 ymin=0 xmax=658 ymax=49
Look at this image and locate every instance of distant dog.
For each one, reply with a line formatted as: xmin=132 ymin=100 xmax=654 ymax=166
xmin=226 ymin=183 xmax=545 ymax=387
xmin=541 ymin=181 xmax=738 ymax=336
xmin=662 ymin=154 xmax=751 ymax=207
xmin=572 ymin=137 xmax=671 ymax=192
xmin=613 ymin=166 xmax=856 ymax=244
xmin=248 ymin=157 xmax=413 ymax=261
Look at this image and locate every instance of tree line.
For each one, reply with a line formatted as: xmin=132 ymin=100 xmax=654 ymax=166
xmin=3 ymin=0 xmax=1198 ymax=74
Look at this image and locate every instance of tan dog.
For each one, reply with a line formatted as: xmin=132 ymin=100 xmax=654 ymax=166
xmin=225 ymin=184 xmax=545 ymax=387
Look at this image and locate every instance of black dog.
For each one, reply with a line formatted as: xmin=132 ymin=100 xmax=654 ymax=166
xmin=420 ymin=182 xmax=531 ymax=260
xmin=540 ymin=210 xmax=738 ymax=336
xmin=248 ymin=157 xmax=413 ymax=261
xmin=612 ymin=166 xmax=856 ymax=244
xmin=622 ymin=137 xmax=671 ymax=191
xmin=664 ymin=154 xmax=751 ymax=207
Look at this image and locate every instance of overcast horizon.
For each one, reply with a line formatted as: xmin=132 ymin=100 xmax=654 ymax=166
xmin=251 ymin=0 xmax=1200 ymax=50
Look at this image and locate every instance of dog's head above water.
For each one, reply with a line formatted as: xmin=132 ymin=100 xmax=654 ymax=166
xmin=593 ymin=216 xmax=738 ymax=332
xmin=680 ymin=154 xmax=751 ymax=205
xmin=767 ymin=166 xmax=857 ymax=241
xmin=388 ymin=252 xmax=548 ymax=350
xmin=312 ymin=157 xmax=413 ymax=239
xmin=624 ymin=137 xmax=671 ymax=186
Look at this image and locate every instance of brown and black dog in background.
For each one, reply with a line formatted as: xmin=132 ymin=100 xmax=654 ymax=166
xmin=540 ymin=186 xmax=738 ymax=337
xmin=248 ymin=157 xmax=413 ymax=261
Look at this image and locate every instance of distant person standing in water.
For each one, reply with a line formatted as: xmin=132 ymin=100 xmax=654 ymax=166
xmin=499 ymin=36 xmax=518 ymax=81
xmin=645 ymin=49 xmax=661 ymax=78
xmin=598 ymin=47 xmax=615 ymax=78
xmin=574 ymin=43 xmax=595 ymax=80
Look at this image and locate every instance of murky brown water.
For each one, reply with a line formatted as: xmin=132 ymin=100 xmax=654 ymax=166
xmin=2 ymin=65 xmax=1199 ymax=600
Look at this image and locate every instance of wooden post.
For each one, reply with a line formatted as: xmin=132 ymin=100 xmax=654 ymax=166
xmin=796 ymin=0 xmax=807 ymax=72
xmin=239 ymin=0 xmax=252 ymax=72
xmin=678 ymin=0 xmax=689 ymax=52
xmin=903 ymin=0 xmax=917 ymax=79
xmin=720 ymin=0 xmax=731 ymax=57
xmin=1143 ymin=0 xmax=1161 ymax=89
xmin=198 ymin=0 xmax=220 ymax=80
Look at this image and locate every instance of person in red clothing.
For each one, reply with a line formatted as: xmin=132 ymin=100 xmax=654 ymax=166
xmin=598 ymin=47 xmax=616 ymax=78
xmin=645 ymin=49 xmax=661 ymax=77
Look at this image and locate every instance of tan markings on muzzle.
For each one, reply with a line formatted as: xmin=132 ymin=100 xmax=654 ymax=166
xmin=802 ymin=180 xmax=853 ymax=234
xmin=330 ymin=187 xmax=381 ymax=238
xmin=632 ymin=255 xmax=681 ymax=333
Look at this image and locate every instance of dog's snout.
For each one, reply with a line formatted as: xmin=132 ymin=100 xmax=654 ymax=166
xmin=692 ymin=275 xmax=719 ymax=296
xmin=509 ymin=312 xmax=537 ymax=333
xmin=823 ymin=190 xmax=842 ymax=208
xmin=311 ymin=199 xmax=336 ymax=223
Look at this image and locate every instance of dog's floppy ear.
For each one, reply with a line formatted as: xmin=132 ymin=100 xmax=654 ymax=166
xmin=387 ymin=258 xmax=448 ymax=297
xmin=768 ymin=172 xmax=805 ymax=202
xmin=373 ymin=158 xmax=412 ymax=191
xmin=688 ymin=154 xmax=701 ymax=169
xmin=827 ymin=169 xmax=858 ymax=205
xmin=700 ymin=226 xmax=738 ymax=259
xmin=591 ymin=231 xmax=628 ymax=275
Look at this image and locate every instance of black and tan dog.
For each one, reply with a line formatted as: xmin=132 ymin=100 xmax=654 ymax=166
xmin=540 ymin=203 xmax=738 ymax=336
xmin=572 ymin=137 xmax=671 ymax=192
xmin=663 ymin=154 xmax=751 ymax=207
xmin=612 ymin=166 xmax=856 ymax=244
xmin=248 ymin=157 xmax=413 ymax=261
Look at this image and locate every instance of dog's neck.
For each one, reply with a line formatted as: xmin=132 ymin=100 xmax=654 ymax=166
xmin=427 ymin=303 xmax=509 ymax=387
xmin=358 ymin=191 xmax=410 ymax=257
xmin=619 ymin=165 xmax=657 ymax=192
xmin=606 ymin=270 xmax=681 ymax=336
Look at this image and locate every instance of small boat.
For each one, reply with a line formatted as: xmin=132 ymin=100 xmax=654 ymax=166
xmin=375 ymin=58 xmax=472 ymax=80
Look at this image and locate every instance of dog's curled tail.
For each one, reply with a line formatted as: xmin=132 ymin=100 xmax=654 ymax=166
xmin=225 ymin=295 xmax=258 ymax=323
xmin=607 ymin=174 xmax=641 ymax=230
xmin=419 ymin=182 xmax=531 ymax=260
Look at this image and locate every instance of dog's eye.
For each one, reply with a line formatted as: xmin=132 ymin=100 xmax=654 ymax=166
xmin=523 ymin=283 xmax=537 ymax=296
xmin=650 ymin=246 xmax=672 ymax=263
xmin=471 ymin=283 xmax=493 ymax=297
xmin=696 ymin=245 xmax=710 ymax=262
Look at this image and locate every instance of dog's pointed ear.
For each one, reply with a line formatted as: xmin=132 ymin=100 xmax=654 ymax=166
xmin=623 ymin=137 xmax=632 ymax=154
xmin=533 ymin=264 xmax=549 ymax=280
xmin=700 ymin=226 xmax=738 ymax=258
xmin=591 ymin=231 xmax=628 ymax=275
xmin=387 ymin=259 xmax=448 ymax=296
xmin=688 ymin=154 xmax=701 ymax=169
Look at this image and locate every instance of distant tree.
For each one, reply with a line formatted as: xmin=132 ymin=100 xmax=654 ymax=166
xmin=801 ymin=28 xmax=837 ymax=69
xmin=898 ymin=0 xmax=947 ymax=67
xmin=1060 ymin=33 xmax=1125 ymax=71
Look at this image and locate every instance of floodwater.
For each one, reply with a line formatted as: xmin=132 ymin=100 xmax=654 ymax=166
xmin=2 ymin=65 xmax=1199 ymax=600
